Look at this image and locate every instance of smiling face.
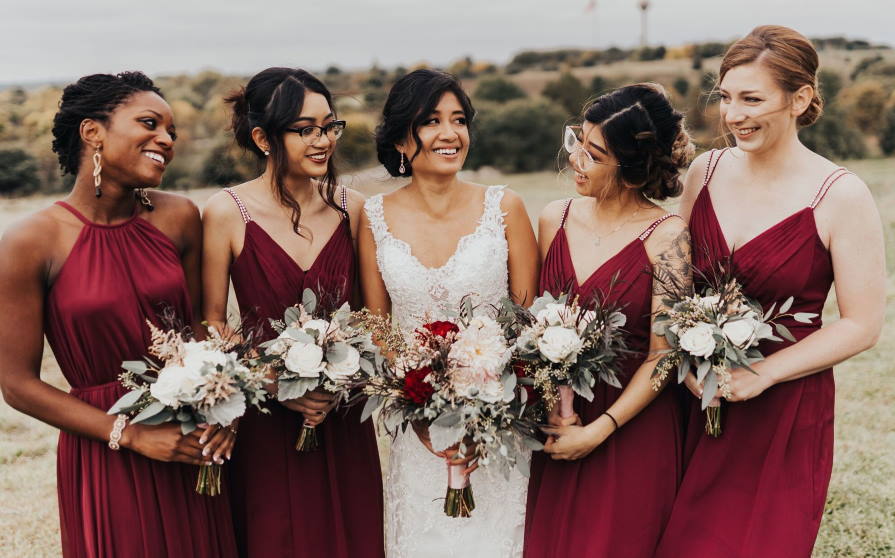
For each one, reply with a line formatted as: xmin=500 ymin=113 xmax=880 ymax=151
xmin=719 ymin=61 xmax=807 ymax=154
xmin=92 ymin=91 xmax=176 ymax=188
xmin=401 ymin=91 xmax=470 ymax=178
xmin=278 ymin=91 xmax=337 ymax=179
xmin=570 ymin=122 xmax=620 ymax=199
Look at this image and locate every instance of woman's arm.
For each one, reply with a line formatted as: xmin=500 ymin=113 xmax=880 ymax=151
xmin=675 ymin=150 xmax=711 ymax=222
xmin=0 ymin=216 xmax=208 ymax=465
xmin=544 ymin=218 xmax=693 ymax=460
xmin=502 ymin=189 xmax=539 ymax=307
xmin=722 ymin=174 xmax=886 ymax=402
xmin=200 ymin=191 xmax=241 ymax=333
xmin=358 ymin=207 xmax=391 ymax=316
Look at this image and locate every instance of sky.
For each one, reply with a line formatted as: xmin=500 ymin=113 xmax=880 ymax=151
xmin=1 ymin=0 xmax=892 ymax=84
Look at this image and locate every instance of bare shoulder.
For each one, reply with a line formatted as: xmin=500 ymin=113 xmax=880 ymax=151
xmin=819 ymin=170 xmax=874 ymax=209
xmin=343 ymin=187 xmax=367 ymax=219
xmin=146 ymin=189 xmax=200 ymax=221
xmin=202 ymin=188 xmax=245 ymax=224
xmin=538 ymin=198 xmax=570 ymax=230
xmin=643 ymin=215 xmax=690 ymax=259
xmin=0 ymin=208 xmax=61 ymax=269
xmin=497 ymin=186 xmax=527 ymax=214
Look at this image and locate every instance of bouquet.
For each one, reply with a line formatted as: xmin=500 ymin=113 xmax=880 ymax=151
xmin=109 ymin=320 xmax=269 ymax=495
xmin=501 ymin=292 xmax=628 ymax=420
xmin=357 ymin=300 xmax=542 ymax=518
xmin=651 ymin=272 xmax=817 ymax=437
xmin=257 ymin=289 xmax=382 ymax=451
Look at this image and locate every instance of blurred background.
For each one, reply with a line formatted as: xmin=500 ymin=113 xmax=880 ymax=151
xmin=1 ymin=2 xmax=893 ymax=556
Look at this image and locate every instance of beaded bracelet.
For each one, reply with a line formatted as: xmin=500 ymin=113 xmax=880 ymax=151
xmin=108 ymin=414 xmax=128 ymax=451
xmin=601 ymin=411 xmax=619 ymax=431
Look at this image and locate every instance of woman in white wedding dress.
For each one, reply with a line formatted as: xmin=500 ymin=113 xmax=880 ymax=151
xmin=358 ymin=69 xmax=539 ymax=557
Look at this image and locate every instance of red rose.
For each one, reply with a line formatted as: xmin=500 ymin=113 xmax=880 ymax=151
xmin=513 ymin=360 xmax=539 ymax=404
xmin=422 ymin=321 xmax=460 ymax=338
xmin=403 ymin=366 xmax=435 ymax=405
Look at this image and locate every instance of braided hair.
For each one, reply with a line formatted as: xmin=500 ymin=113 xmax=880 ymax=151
xmin=582 ymin=83 xmax=694 ymax=200
xmin=51 ymin=72 xmax=162 ymax=175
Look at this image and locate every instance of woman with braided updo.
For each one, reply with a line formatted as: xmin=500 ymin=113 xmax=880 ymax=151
xmin=0 ymin=72 xmax=237 ymax=557
xmin=524 ymin=83 xmax=694 ymax=557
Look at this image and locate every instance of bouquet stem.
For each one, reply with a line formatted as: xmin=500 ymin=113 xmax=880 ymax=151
xmin=196 ymin=463 xmax=222 ymax=496
xmin=295 ymin=422 xmax=320 ymax=452
xmin=557 ymin=385 xmax=575 ymax=419
xmin=443 ymin=462 xmax=475 ymax=518
xmin=704 ymin=405 xmax=723 ymax=438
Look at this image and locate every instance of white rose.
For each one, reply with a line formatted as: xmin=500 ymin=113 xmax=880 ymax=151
xmin=698 ymin=295 xmax=720 ymax=310
xmin=476 ymin=378 xmax=505 ymax=403
xmin=150 ymin=364 xmax=203 ymax=407
xmin=678 ymin=323 xmax=717 ymax=358
xmin=722 ymin=319 xmax=757 ymax=348
xmin=537 ymin=326 xmax=584 ymax=363
xmin=303 ymin=319 xmax=331 ymax=339
xmin=536 ymin=303 xmax=574 ymax=327
xmin=181 ymin=341 xmax=228 ymax=371
xmin=325 ymin=346 xmax=361 ymax=381
xmin=284 ymin=341 xmax=326 ymax=378
xmin=267 ymin=337 xmax=291 ymax=356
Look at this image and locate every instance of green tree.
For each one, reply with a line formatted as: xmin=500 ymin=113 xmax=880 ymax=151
xmin=673 ymin=76 xmax=690 ymax=97
xmin=474 ymin=77 xmax=526 ymax=104
xmin=840 ymin=81 xmax=888 ymax=134
xmin=200 ymin=143 xmax=249 ymax=187
xmin=590 ymin=75 xmax=612 ymax=96
xmin=0 ymin=149 xmax=41 ymax=195
xmin=542 ymin=72 xmax=589 ymax=116
xmin=817 ymin=70 xmax=843 ymax=104
xmin=799 ymin=108 xmax=867 ymax=160
xmin=337 ymin=121 xmax=377 ymax=169
xmin=880 ymin=106 xmax=895 ymax=156
xmin=466 ymin=99 xmax=567 ymax=173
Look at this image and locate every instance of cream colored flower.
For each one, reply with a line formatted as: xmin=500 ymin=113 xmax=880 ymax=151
xmin=537 ymin=326 xmax=583 ymax=363
xmin=679 ymin=323 xmax=716 ymax=358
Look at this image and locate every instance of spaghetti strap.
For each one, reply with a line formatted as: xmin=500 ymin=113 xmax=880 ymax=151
xmin=810 ymin=168 xmax=851 ymax=209
xmin=701 ymin=148 xmax=729 ymax=191
xmin=340 ymin=186 xmax=348 ymax=212
xmin=55 ymin=201 xmax=93 ymax=225
xmin=224 ymin=187 xmax=252 ymax=223
xmin=638 ymin=213 xmax=682 ymax=241
xmin=559 ymin=199 xmax=573 ymax=228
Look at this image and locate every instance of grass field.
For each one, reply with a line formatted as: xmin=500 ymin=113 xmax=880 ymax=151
xmin=0 ymin=162 xmax=893 ymax=557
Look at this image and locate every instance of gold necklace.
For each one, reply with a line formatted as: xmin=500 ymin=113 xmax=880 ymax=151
xmin=591 ymin=206 xmax=644 ymax=247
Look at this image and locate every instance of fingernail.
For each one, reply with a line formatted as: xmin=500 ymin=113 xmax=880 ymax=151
xmin=202 ymin=448 xmax=209 ymax=456
xmin=215 ymin=457 xmax=224 ymax=465
xmin=226 ymin=452 xmax=232 ymax=460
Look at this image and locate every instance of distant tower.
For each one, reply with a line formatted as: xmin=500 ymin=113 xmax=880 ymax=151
xmin=638 ymin=0 xmax=651 ymax=48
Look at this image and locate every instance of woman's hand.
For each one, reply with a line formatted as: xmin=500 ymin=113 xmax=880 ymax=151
xmin=197 ymin=423 xmax=237 ymax=464
xmin=280 ymin=389 xmax=337 ymax=427
xmin=541 ymin=418 xmax=613 ymax=461
xmin=546 ymin=401 xmax=582 ymax=428
xmin=723 ymin=366 xmax=775 ymax=402
xmin=121 ymin=422 xmax=211 ymax=465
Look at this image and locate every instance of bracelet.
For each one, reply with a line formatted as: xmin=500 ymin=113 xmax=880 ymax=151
xmin=108 ymin=414 xmax=128 ymax=451
xmin=601 ymin=411 xmax=619 ymax=431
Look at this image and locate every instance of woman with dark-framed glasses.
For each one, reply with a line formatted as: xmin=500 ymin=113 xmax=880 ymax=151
xmin=201 ymin=67 xmax=383 ymax=558
xmin=524 ymin=83 xmax=694 ymax=557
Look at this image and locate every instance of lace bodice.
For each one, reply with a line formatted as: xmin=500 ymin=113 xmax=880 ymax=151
xmin=364 ymin=185 xmax=527 ymax=558
xmin=364 ymin=185 xmax=509 ymax=330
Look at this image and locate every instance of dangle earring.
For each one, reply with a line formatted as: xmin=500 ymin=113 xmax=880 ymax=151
xmin=398 ymin=152 xmax=406 ymax=174
xmin=135 ymin=188 xmax=155 ymax=211
xmin=92 ymin=146 xmax=103 ymax=198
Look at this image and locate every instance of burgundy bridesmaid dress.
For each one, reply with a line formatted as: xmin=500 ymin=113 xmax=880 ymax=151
xmin=655 ymin=149 xmax=848 ymax=558
xmin=223 ymin=188 xmax=384 ymax=558
xmin=46 ymin=201 xmax=237 ymax=558
xmin=524 ymin=201 xmax=683 ymax=558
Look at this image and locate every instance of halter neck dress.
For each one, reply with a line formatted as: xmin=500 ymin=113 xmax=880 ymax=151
xmin=655 ymin=149 xmax=846 ymax=558
xmin=524 ymin=202 xmax=683 ymax=557
xmin=223 ymin=187 xmax=384 ymax=558
xmin=47 ymin=201 xmax=237 ymax=558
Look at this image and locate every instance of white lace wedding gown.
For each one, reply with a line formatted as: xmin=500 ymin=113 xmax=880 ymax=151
xmin=364 ymin=185 xmax=528 ymax=558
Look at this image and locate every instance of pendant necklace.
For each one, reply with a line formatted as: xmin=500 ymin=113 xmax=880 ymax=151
xmin=592 ymin=206 xmax=644 ymax=247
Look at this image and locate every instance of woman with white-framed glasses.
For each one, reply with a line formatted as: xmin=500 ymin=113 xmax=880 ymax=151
xmin=524 ymin=83 xmax=694 ymax=557
xmin=201 ymin=67 xmax=384 ymax=557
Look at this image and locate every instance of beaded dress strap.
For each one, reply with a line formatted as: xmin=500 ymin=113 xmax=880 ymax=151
xmin=809 ymin=168 xmax=851 ymax=210
xmin=638 ymin=213 xmax=682 ymax=241
xmin=559 ymin=199 xmax=573 ymax=229
xmin=340 ymin=186 xmax=348 ymax=212
xmin=224 ymin=187 xmax=252 ymax=224
xmin=701 ymin=148 xmax=729 ymax=191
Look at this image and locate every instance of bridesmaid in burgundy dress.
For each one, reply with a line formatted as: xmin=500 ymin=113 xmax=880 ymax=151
xmin=0 ymin=73 xmax=237 ymax=557
xmin=524 ymin=84 xmax=694 ymax=557
xmin=202 ymin=68 xmax=383 ymax=558
xmin=656 ymin=27 xmax=885 ymax=558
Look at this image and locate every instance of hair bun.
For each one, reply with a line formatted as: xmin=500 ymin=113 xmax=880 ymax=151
xmin=670 ymin=128 xmax=696 ymax=169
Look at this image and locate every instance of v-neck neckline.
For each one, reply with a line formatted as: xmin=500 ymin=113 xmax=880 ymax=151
xmin=238 ymin=219 xmax=346 ymax=273
xmin=556 ymin=228 xmax=645 ymax=290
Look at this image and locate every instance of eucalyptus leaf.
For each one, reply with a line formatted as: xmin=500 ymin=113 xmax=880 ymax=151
xmin=277 ymin=378 xmax=317 ymax=401
xmin=284 ymin=306 xmax=302 ymax=327
xmin=432 ymin=412 xmax=461 ymax=428
xmin=360 ymin=395 xmax=381 ymax=423
xmin=121 ymin=361 xmax=148 ymax=374
xmin=137 ymin=407 xmax=175 ymax=425
xmin=359 ymin=358 xmax=374 ymax=374
xmin=501 ymin=372 xmax=518 ymax=403
xmin=108 ymin=388 xmax=146 ymax=414
xmin=599 ymin=371 xmax=622 ymax=389
xmin=701 ymin=373 xmax=718 ymax=411
xmin=132 ymin=401 xmax=167 ymax=423
xmin=793 ymin=312 xmax=817 ymax=324
xmin=326 ymin=342 xmax=350 ymax=364
xmin=301 ymin=289 xmax=317 ymax=314
xmin=779 ymin=296 xmax=794 ymax=314
xmin=677 ymin=356 xmax=690 ymax=384
xmin=180 ymin=420 xmax=197 ymax=435
xmin=775 ymin=323 xmax=797 ymax=343
xmin=574 ymin=380 xmax=595 ymax=402
xmin=696 ymin=360 xmax=712 ymax=383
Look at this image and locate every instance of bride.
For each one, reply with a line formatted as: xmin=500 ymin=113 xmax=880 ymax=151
xmin=358 ymin=69 xmax=539 ymax=557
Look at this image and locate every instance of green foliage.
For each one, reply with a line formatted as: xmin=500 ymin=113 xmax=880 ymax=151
xmin=880 ymin=107 xmax=895 ymax=156
xmin=338 ymin=121 xmax=376 ymax=169
xmin=694 ymin=42 xmax=729 ymax=59
xmin=542 ymin=72 xmax=589 ymax=116
xmin=850 ymin=55 xmax=883 ymax=80
xmin=200 ymin=143 xmax=251 ymax=187
xmin=637 ymin=45 xmax=666 ymax=61
xmin=673 ymin=76 xmax=690 ymax=97
xmin=800 ymin=108 xmax=867 ymax=160
xmin=474 ymin=77 xmax=526 ymax=104
xmin=465 ymin=99 xmax=567 ymax=173
xmin=818 ymin=70 xmax=843 ymax=103
xmin=840 ymin=81 xmax=889 ymax=134
xmin=0 ymin=149 xmax=40 ymax=195
xmin=590 ymin=75 xmax=612 ymax=97
xmin=325 ymin=65 xmax=342 ymax=76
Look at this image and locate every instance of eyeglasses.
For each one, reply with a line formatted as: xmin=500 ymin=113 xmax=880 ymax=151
xmin=285 ymin=120 xmax=347 ymax=145
xmin=563 ymin=125 xmax=621 ymax=172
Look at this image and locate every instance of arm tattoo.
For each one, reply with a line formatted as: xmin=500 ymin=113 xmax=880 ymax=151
xmin=652 ymin=229 xmax=694 ymax=299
